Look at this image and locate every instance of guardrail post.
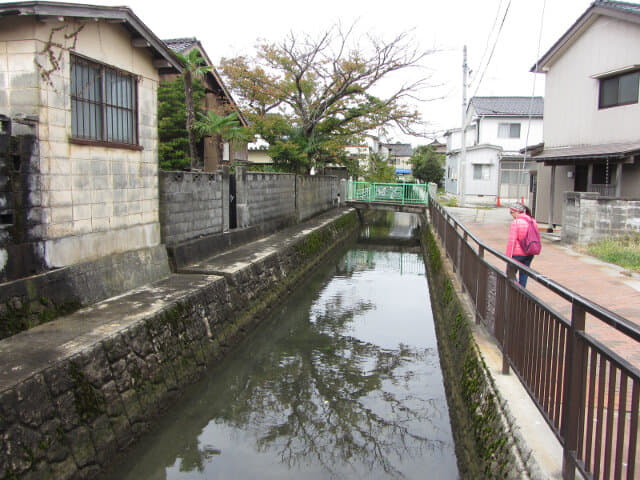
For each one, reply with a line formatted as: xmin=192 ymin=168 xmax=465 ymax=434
xmin=502 ymin=263 xmax=518 ymax=374
xmin=476 ymin=246 xmax=485 ymax=325
xmin=561 ymin=303 xmax=587 ymax=480
xmin=461 ymin=232 xmax=469 ymax=291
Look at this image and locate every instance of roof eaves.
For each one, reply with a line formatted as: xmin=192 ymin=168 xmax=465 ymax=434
xmin=165 ymin=38 xmax=249 ymax=126
xmin=0 ymin=1 xmax=183 ymax=72
xmin=532 ymin=2 xmax=640 ymax=73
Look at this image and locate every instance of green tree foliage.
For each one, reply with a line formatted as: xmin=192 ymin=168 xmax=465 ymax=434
xmin=220 ymin=26 xmax=431 ymax=173
xmin=410 ymin=145 xmax=444 ymax=185
xmin=175 ymin=49 xmax=212 ymax=170
xmin=158 ymin=76 xmax=205 ymax=171
xmin=194 ymin=111 xmax=253 ymax=145
xmin=364 ymin=152 xmax=397 ymax=183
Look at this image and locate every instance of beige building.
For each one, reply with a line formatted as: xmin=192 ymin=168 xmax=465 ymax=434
xmin=531 ymin=1 xmax=640 ymax=225
xmin=0 ymin=2 xmax=182 ymax=280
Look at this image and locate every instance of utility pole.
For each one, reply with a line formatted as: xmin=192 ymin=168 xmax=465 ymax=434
xmin=458 ymin=45 xmax=468 ymax=206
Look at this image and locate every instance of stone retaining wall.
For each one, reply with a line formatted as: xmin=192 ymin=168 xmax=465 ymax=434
xmin=420 ymin=219 xmax=540 ymax=479
xmin=562 ymin=192 xmax=640 ymax=244
xmin=0 ymin=210 xmax=359 ymax=479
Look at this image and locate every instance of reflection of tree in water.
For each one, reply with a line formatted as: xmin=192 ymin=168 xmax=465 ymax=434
xmin=110 ymin=253 xmax=448 ymax=480
xmin=207 ymin=291 xmax=448 ymax=479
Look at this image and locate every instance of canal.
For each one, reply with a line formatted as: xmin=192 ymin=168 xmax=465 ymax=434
xmin=102 ymin=213 xmax=459 ymax=479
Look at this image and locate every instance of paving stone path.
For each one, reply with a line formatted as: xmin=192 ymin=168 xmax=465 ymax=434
xmin=444 ymin=206 xmax=640 ymax=369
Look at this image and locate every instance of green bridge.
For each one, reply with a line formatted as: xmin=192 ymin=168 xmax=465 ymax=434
xmin=346 ymin=181 xmax=429 ymax=212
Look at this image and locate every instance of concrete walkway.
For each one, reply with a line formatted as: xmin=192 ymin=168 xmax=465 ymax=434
xmin=444 ymin=206 xmax=640 ymax=369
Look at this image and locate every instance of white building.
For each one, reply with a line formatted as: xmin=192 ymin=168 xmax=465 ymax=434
xmin=445 ymin=97 xmax=544 ymax=206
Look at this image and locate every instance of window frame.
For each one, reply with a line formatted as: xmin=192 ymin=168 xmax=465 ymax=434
xmin=473 ymin=164 xmax=490 ymax=181
xmin=497 ymin=122 xmax=521 ymax=139
xmin=598 ymin=70 xmax=640 ymax=109
xmin=70 ymin=53 xmax=142 ymax=150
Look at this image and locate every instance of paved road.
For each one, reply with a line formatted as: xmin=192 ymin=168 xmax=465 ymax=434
xmin=443 ymin=206 xmax=640 ymax=368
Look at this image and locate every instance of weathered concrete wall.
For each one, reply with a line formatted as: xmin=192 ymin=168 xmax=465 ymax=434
xmin=159 ymin=168 xmax=341 ymax=260
xmin=563 ymin=192 xmax=640 ymax=244
xmin=0 ymin=17 xmax=163 ymax=275
xmin=239 ymin=171 xmax=296 ymax=228
xmin=158 ymin=171 xmax=225 ymax=245
xmin=0 ymin=245 xmax=170 ymax=340
xmin=0 ymin=117 xmax=44 ymax=283
xmin=0 ymin=210 xmax=359 ymax=479
xmin=296 ymin=175 xmax=337 ymax=221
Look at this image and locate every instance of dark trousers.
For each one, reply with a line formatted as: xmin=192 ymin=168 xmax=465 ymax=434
xmin=512 ymin=255 xmax=534 ymax=287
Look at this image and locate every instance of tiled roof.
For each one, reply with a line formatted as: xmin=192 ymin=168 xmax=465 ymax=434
xmin=470 ymin=97 xmax=544 ymax=117
xmin=532 ymin=141 xmax=640 ymax=162
xmin=382 ymin=143 xmax=413 ymax=157
xmin=596 ymin=0 xmax=640 ymax=16
xmin=0 ymin=2 xmax=182 ymax=72
xmin=164 ymin=37 xmax=198 ymax=54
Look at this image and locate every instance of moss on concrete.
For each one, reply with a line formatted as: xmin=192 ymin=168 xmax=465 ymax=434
xmin=68 ymin=362 xmax=105 ymax=423
xmin=420 ymin=220 xmax=520 ymax=479
xmin=0 ymin=298 xmax=81 ymax=340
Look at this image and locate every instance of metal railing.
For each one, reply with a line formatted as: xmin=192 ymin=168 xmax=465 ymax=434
xmin=428 ymin=195 xmax=640 ymax=480
xmin=347 ymin=181 xmax=428 ymax=206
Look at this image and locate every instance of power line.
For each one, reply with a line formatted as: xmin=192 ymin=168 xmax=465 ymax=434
xmin=519 ymin=0 xmax=548 ymax=203
xmin=469 ymin=0 xmax=505 ymax=91
xmin=469 ymin=0 xmax=513 ymax=102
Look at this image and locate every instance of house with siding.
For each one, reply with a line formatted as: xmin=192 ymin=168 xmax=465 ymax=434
xmin=444 ymin=96 xmax=543 ymax=206
xmin=530 ymin=0 xmax=640 ymax=230
xmin=381 ymin=143 xmax=413 ymax=179
xmin=0 ymin=1 xmax=181 ymax=282
xmin=162 ymin=38 xmax=249 ymax=172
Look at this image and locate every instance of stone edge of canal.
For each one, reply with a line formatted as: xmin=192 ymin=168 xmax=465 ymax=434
xmin=419 ymin=216 xmax=548 ymax=480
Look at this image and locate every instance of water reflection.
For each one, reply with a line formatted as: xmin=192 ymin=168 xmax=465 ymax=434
xmin=360 ymin=212 xmax=421 ymax=242
xmin=104 ymin=249 xmax=458 ymax=479
xmin=342 ymin=249 xmax=426 ymax=276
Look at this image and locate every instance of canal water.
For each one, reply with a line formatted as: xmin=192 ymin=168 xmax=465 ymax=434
xmin=103 ymin=214 xmax=459 ymax=479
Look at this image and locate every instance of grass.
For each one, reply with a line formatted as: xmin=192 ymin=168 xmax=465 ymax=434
xmin=439 ymin=195 xmax=458 ymax=207
xmin=584 ymin=234 xmax=640 ymax=273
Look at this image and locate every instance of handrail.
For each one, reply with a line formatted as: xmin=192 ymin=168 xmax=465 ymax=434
xmin=431 ymin=197 xmax=640 ymax=342
xmin=427 ymin=192 xmax=640 ymax=480
xmin=347 ymin=181 xmax=428 ymax=206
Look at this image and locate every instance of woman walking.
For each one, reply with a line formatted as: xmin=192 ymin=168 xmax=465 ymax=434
xmin=506 ymin=203 xmax=539 ymax=287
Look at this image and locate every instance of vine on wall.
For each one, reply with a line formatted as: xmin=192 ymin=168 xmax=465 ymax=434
xmin=34 ymin=23 xmax=84 ymax=90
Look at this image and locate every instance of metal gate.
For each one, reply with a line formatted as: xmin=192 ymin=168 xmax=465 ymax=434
xmin=229 ymin=173 xmax=237 ymax=229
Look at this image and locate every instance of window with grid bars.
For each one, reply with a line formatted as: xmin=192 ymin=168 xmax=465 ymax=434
xmin=71 ymin=55 xmax=138 ymax=146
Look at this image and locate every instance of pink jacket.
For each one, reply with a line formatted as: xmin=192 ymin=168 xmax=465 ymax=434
xmin=506 ymin=213 xmax=535 ymax=257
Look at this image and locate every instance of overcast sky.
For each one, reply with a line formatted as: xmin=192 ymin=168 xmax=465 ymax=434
xmin=70 ymin=0 xmax=594 ymax=144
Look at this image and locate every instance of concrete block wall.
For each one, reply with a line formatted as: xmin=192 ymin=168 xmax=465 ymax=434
xmin=562 ymin=192 xmax=640 ymax=244
xmin=159 ymin=169 xmax=341 ymax=249
xmin=159 ymin=171 xmax=225 ymax=245
xmin=296 ymin=175 xmax=338 ymax=221
xmin=241 ymin=171 xmax=296 ymax=226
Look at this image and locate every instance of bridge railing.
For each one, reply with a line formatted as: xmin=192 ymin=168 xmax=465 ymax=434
xmin=347 ymin=181 xmax=428 ymax=206
xmin=428 ymin=193 xmax=640 ymax=480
